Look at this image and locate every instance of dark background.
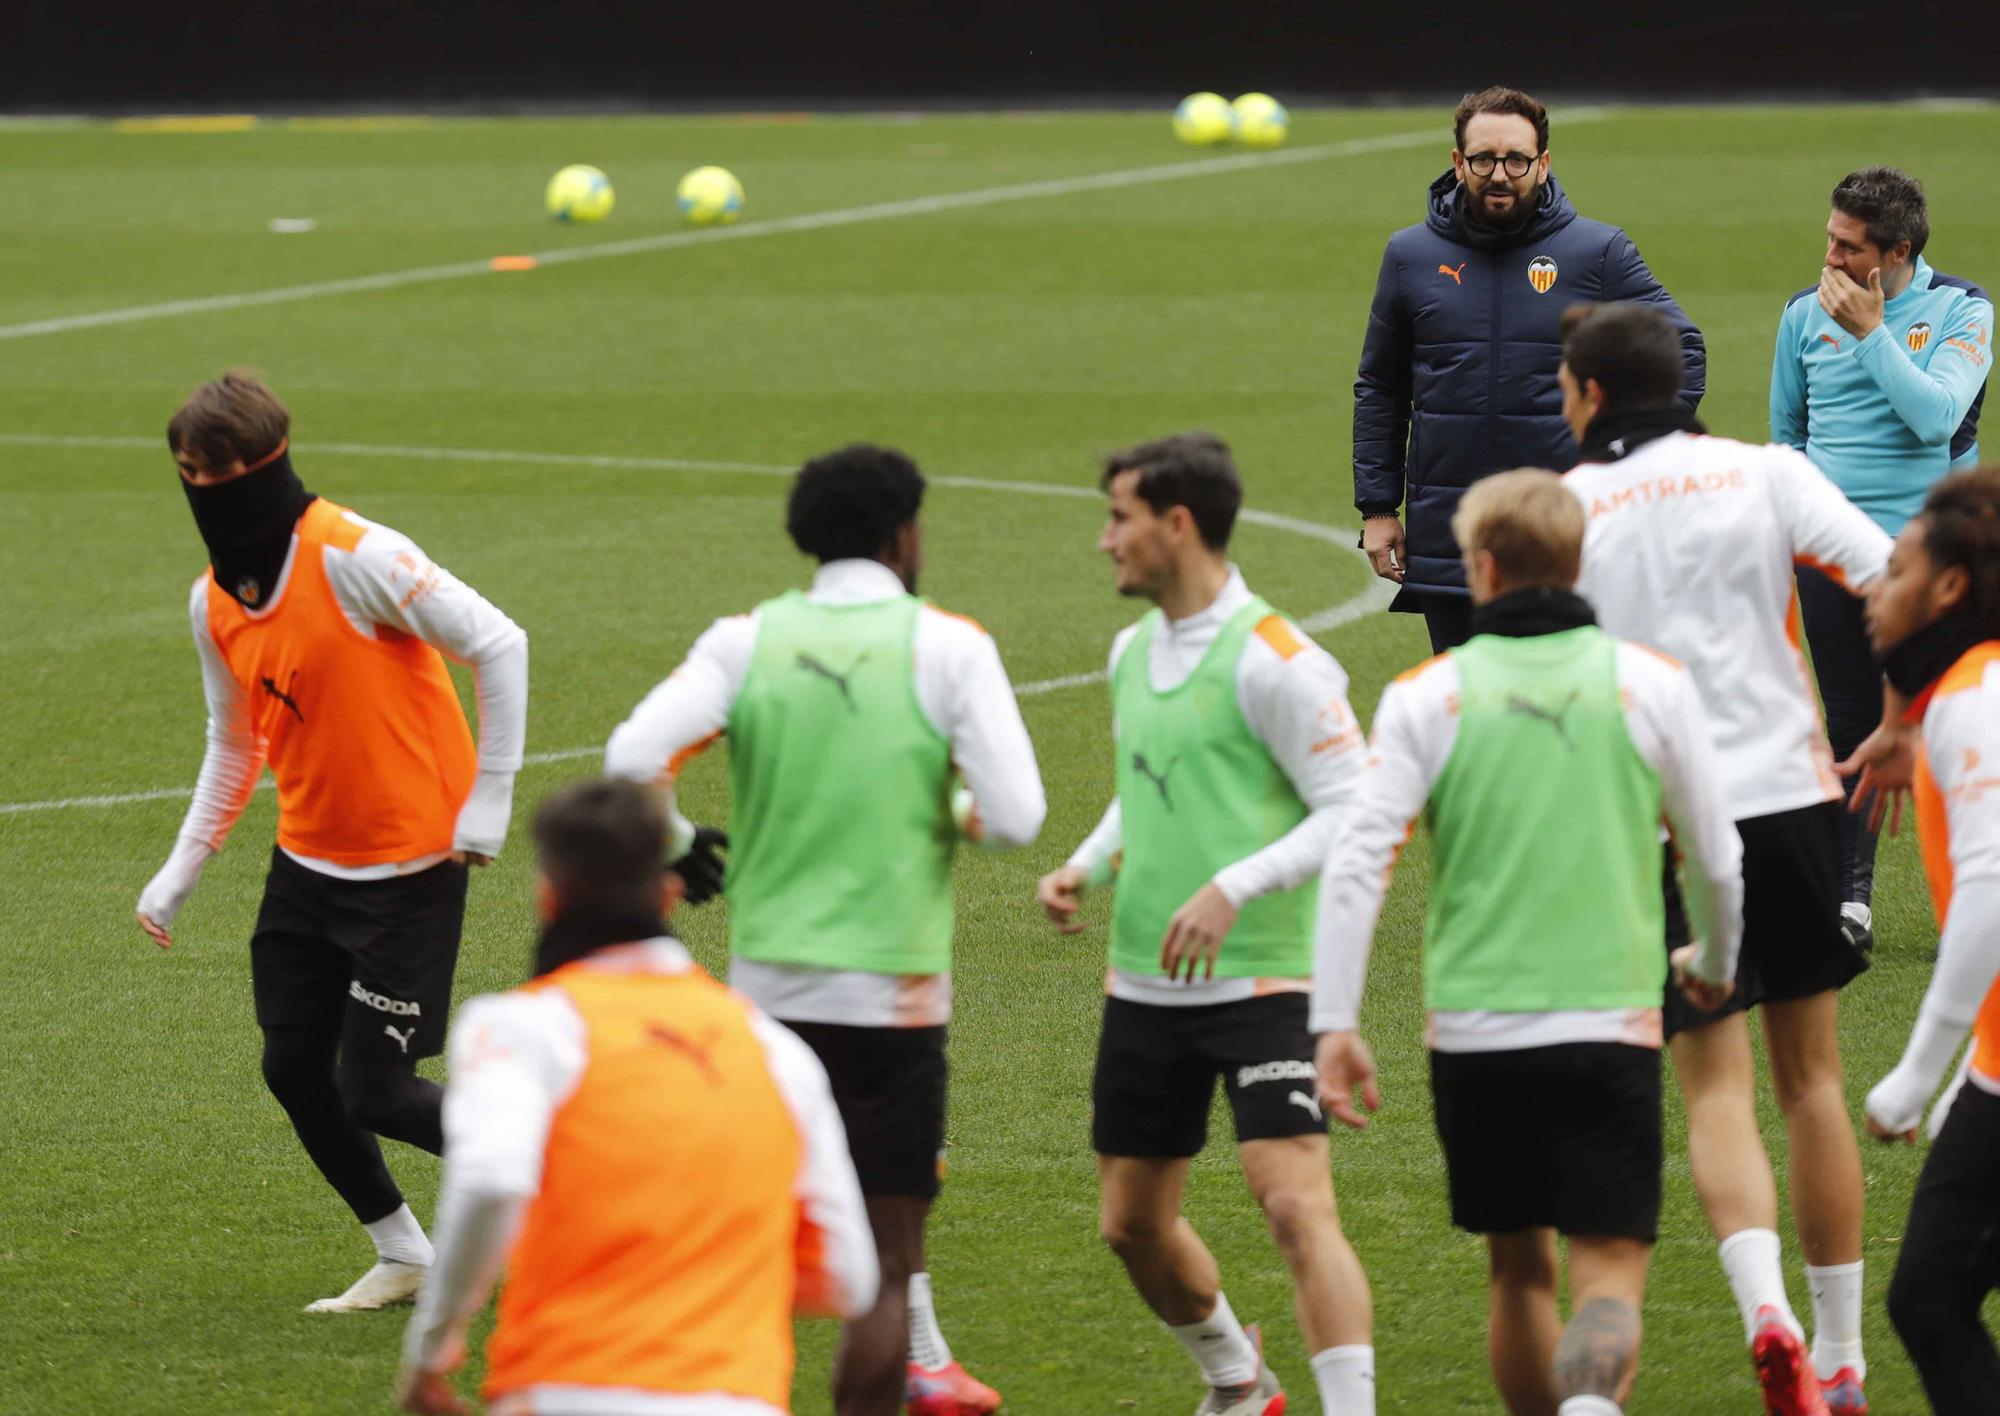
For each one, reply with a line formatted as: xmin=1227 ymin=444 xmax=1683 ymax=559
xmin=3 ymin=2 xmax=1989 ymax=111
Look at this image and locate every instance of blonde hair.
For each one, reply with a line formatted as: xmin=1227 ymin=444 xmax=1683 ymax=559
xmin=1451 ymin=468 xmax=1583 ymax=591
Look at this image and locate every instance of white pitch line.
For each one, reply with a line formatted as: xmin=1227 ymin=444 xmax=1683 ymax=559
xmin=0 ymin=433 xmax=1390 ymax=815
xmin=0 ymin=124 xmax=1467 ymax=345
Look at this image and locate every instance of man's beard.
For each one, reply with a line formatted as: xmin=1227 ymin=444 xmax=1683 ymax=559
xmin=1467 ymin=181 xmax=1539 ymax=231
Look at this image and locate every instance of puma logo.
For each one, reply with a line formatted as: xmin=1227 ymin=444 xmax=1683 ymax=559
xmin=1439 ymin=261 xmax=1466 ymax=285
xmin=1818 ymin=332 xmax=1844 ymax=352
xmin=646 ymin=1021 xmax=722 ymax=1085
xmin=1288 ymin=1090 xmax=1324 ymax=1122
xmin=1505 ymin=690 xmax=1580 ymax=750
xmin=1131 ymin=751 xmax=1180 ymax=810
xmin=261 ymin=669 xmax=304 ymax=723
xmin=383 ymin=1024 xmax=417 ymax=1055
xmin=795 ymin=651 xmax=868 ymax=708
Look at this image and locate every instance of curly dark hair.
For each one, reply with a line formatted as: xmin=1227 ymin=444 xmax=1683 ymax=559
xmin=1100 ymin=431 xmax=1242 ymax=551
xmin=1919 ymin=465 xmax=2000 ymax=638
xmin=785 ymin=443 xmax=927 ymax=563
xmin=1831 ymin=166 xmax=1929 ymax=260
xmin=1453 ymin=86 xmax=1549 ymax=155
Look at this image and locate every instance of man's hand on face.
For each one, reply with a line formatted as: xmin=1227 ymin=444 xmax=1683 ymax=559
xmin=1819 ymin=264 xmax=1887 ymax=341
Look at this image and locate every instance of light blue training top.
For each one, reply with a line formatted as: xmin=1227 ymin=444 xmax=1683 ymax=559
xmin=1771 ymin=256 xmax=1992 ymax=534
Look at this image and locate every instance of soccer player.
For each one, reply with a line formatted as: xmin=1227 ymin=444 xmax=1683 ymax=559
xmin=134 ymin=372 xmax=528 ymax=1312
xmin=1855 ymin=467 xmax=2000 ymax=1412
xmin=605 ymin=444 xmax=1045 ymax=1416
xmin=1038 ymin=433 xmax=1375 ymax=1416
xmin=1772 ymin=166 xmax=1993 ymax=953
xmin=1313 ymin=470 xmax=1744 ymax=1416
xmin=396 ymin=779 xmax=878 ymax=1416
xmin=1564 ymin=302 xmax=1890 ymax=1414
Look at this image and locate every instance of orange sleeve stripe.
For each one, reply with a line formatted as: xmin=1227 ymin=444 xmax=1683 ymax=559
xmin=1626 ymin=640 xmax=1684 ymax=670
xmin=1795 ymin=555 xmax=1851 ymax=590
xmin=1393 ymin=651 xmax=1451 ymax=685
xmin=1253 ymin=615 xmax=1306 ymax=661
xmin=924 ymin=605 xmax=987 ymax=634
xmin=661 ymin=730 xmax=722 ymax=783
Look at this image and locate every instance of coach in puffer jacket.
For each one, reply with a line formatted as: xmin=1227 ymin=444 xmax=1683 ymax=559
xmin=1353 ymin=94 xmax=1704 ymax=652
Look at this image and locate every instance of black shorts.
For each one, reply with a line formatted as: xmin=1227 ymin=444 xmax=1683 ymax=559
xmin=250 ymin=847 xmax=468 ymax=1062
xmin=1663 ymin=801 xmax=1864 ymax=1039
xmin=784 ymin=1021 xmax=947 ymax=1200
xmin=1091 ymin=993 xmax=1326 ymax=1158
xmin=1431 ymin=1043 xmax=1662 ymax=1240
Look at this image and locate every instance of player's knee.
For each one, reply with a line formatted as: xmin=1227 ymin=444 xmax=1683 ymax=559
xmin=259 ymin=1030 xmax=329 ymax=1111
xmin=1099 ymin=1208 xmax=1169 ymax=1259
xmin=1258 ymin=1185 xmax=1332 ymax=1256
xmin=1886 ymin=1248 xmax=1949 ymax=1345
xmin=336 ymin=1056 xmax=417 ymax=1134
xmin=1488 ymin=1237 xmax=1559 ymax=1291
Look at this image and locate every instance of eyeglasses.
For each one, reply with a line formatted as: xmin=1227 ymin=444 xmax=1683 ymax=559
xmin=1465 ymin=152 xmax=1538 ymax=178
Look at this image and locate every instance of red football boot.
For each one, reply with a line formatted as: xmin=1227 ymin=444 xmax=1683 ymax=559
xmin=905 ymin=1358 xmax=1002 ymax=1415
xmin=1818 ymin=1365 xmax=1867 ymax=1416
xmin=1751 ymin=1306 xmax=1830 ymax=1416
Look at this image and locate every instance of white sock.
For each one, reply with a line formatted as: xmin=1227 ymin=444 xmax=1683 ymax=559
xmin=362 ymin=1203 xmax=432 ymax=1267
xmin=1841 ymin=900 xmax=1873 ymax=932
xmin=1718 ymin=1228 xmax=1801 ymax=1344
xmin=1310 ymin=1344 xmax=1375 ymax=1414
xmin=1168 ymin=1291 xmax=1259 ymax=1389
xmin=1556 ymin=1398 xmax=1621 ymax=1416
xmin=908 ymin=1271 xmax=952 ymax=1370
xmin=1807 ymin=1261 xmax=1866 ymax=1381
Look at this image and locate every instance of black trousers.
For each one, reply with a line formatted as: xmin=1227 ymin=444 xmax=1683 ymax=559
xmin=1796 ymin=564 xmax=1881 ymax=907
xmin=1888 ymin=1082 xmax=2000 ymax=1412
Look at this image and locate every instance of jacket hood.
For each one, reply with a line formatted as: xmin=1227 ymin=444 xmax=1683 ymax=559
xmin=1425 ymin=168 xmax=1578 ymax=248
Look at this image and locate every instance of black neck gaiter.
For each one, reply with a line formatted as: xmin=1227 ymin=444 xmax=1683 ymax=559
xmin=180 ymin=441 xmax=314 ymax=609
xmin=1883 ymin=610 xmax=1989 ymax=704
xmin=1578 ymin=404 xmax=1707 ymax=463
xmin=534 ymin=906 xmax=673 ymax=978
xmin=1469 ymin=586 xmax=1597 ymax=639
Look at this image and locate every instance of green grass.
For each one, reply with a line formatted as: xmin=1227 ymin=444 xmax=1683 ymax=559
xmin=0 ymin=104 xmax=1992 ymax=1413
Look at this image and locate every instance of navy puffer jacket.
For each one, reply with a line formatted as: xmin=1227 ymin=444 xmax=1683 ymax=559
xmin=1353 ymin=170 xmax=1705 ymax=598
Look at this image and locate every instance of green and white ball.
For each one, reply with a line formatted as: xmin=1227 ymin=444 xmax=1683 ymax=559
xmin=545 ymin=164 xmax=614 ymax=223
xmin=677 ymin=165 xmax=744 ymax=225
xmin=1232 ymin=93 xmax=1289 ymax=149
xmin=1172 ymin=92 xmax=1235 ymax=146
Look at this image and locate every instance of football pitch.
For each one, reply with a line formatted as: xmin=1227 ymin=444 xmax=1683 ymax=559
xmin=1 ymin=103 xmax=1993 ymax=1413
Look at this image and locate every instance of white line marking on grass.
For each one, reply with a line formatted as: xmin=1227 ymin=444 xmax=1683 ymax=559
xmin=0 ymin=118 xmax=1613 ymax=345
xmin=0 ymin=435 xmax=1388 ymax=814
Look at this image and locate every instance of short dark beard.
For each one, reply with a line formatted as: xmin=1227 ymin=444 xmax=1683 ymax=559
xmin=1465 ymin=181 xmax=1539 ymax=231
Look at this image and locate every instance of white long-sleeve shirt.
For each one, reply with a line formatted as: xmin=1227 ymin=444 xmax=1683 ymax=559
xmin=1567 ymin=432 xmax=1892 ymax=821
xmin=1868 ymin=648 xmax=2000 ymax=1132
xmin=1064 ymin=569 xmax=1365 ymax=1006
xmin=604 ymin=559 xmax=1046 ymax=1027
xmin=403 ymin=938 xmax=879 ymax=1415
xmin=1311 ymin=637 xmax=1745 ymax=1051
xmin=136 ymin=509 xmax=528 ymax=926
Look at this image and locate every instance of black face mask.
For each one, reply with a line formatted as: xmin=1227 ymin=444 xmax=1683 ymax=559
xmin=180 ymin=441 xmax=314 ymax=609
xmin=533 ymin=904 xmax=672 ymax=978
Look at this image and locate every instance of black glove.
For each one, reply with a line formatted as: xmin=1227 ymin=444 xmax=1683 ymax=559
xmin=674 ymin=825 xmax=729 ymax=905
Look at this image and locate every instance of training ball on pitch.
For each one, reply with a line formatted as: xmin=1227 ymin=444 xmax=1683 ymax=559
xmin=1232 ymin=93 xmax=1289 ymax=149
xmin=545 ymin=164 xmax=615 ymax=223
xmin=677 ymin=165 xmax=745 ymax=225
xmin=1172 ymin=92 xmax=1235 ymax=146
